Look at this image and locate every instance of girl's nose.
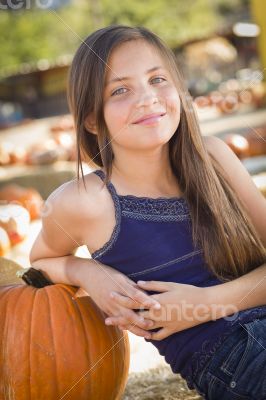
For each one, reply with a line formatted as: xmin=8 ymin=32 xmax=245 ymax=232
xmin=136 ymin=88 xmax=159 ymax=107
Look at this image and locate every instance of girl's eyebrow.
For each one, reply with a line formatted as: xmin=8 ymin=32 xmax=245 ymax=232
xmin=105 ymin=66 xmax=164 ymax=87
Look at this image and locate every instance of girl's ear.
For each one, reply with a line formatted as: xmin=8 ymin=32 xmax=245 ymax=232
xmin=84 ymin=113 xmax=97 ymax=135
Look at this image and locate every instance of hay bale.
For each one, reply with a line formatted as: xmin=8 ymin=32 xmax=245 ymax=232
xmin=123 ymin=365 xmax=202 ymax=400
xmin=0 ymin=257 xmax=25 ymax=286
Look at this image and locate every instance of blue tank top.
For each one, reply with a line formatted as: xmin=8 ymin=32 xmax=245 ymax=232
xmin=91 ymin=169 xmax=266 ymax=390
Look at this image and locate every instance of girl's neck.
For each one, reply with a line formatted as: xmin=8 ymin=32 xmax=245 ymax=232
xmin=104 ymin=162 xmax=181 ymax=198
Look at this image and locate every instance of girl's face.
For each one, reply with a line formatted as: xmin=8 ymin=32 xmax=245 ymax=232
xmin=102 ymin=39 xmax=181 ymax=151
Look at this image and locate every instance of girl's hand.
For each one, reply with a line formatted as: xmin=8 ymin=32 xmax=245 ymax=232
xmin=107 ymin=280 xmax=212 ymax=340
xmin=75 ymin=263 xmax=161 ymax=339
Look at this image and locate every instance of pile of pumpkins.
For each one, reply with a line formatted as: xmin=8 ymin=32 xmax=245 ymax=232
xmin=194 ymin=79 xmax=265 ymax=114
xmin=0 ymin=115 xmax=76 ymax=167
xmin=0 ymin=184 xmax=43 ymax=256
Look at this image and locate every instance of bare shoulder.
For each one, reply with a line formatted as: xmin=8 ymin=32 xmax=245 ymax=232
xmin=30 ymin=173 xmax=110 ymax=262
xmin=202 ymin=135 xmax=239 ymax=169
xmin=42 ymin=171 xmax=106 ymax=243
xmin=30 ymin=170 xmax=107 ymax=262
xmin=46 ymin=171 xmax=105 ymax=218
xmin=202 ymin=135 xmax=223 ymax=154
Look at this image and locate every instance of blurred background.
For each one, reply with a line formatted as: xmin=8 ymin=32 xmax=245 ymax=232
xmin=0 ymin=1 xmax=265 ymax=395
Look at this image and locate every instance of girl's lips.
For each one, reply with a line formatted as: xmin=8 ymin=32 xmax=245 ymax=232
xmin=133 ymin=113 xmax=166 ymax=126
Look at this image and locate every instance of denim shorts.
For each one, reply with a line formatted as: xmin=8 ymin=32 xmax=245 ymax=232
xmin=192 ymin=317 xmax=266 ymax=399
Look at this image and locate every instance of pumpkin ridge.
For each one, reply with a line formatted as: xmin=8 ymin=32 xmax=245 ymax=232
xmin=87 ymin=299 xmax=111 ymax=395
xmin=4 ymin=285 xmax=29 ymax=399
xmin=60 ymin=285 xmax=93 ymax=398
xmin=0 ymin=286 xmax=17 ymax=398
xmin=45 ymin=287 xmax=60 ymax=398
xmin=75 ymin=296 xmax=99 ymax=397
xmin=29 ymin=286 xmax=38 ymax=400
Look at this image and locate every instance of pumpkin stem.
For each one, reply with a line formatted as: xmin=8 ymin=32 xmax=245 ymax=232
xmin=19 ymin=267 xmax=54 ymax=288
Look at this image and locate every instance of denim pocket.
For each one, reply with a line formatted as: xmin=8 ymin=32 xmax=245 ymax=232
xmin=206 ymin=372 xmax=251 ymax=399
xmin=207 ymin=319 xmax=266 ymax=399
xmin=219 ymin=320 xmax=255 ymax=380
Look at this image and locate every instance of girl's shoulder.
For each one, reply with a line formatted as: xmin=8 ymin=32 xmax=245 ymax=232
xmin=30 ymin=171 xmax=107 ymax=260
xmin=46 ymin=170 xmax=107 ymax=220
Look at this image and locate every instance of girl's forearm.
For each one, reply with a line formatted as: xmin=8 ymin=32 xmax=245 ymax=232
xmin=31 ymin=255 xmax=98 ymax=289
xmin=207 ymin=263 xmax=266 ymax=319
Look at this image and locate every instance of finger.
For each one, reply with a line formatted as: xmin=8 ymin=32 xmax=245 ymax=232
xmin=127 ymin=287 xmax=161 ymax=310
xmin=110 ymin=291 xmax=161 ymax=310
xmin=110 ymin=291 xmax=141 ymax=309
xmin=149 ymin=327 xmax=170 ymax=341
xmin=118 ymin=324 xmax=152 ymax=339
xmin=135 ymin=311 xmax=163 ymax=330
xmin=105 ymin=310 xmax=154 ymax=330
xmin=106 ymin=316 xmax=127 ymax=327
xmin=137 ymin=309 xmax=163 ymax=322
xmin=137 ymin=280 xmax=172 ymax=292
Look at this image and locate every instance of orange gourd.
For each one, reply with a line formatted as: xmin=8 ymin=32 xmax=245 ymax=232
xmin=0 ymin=283 xmax=130 ymax=400
xmin=0 ymin=184 xmax=43 ymax=220
xmin=246 ymin=127 xmax=266 ymax=157
xmin=0 ymin=204 xmax=30 ymax=245
xmin=223 ymin=134 xmax=250 ymax=159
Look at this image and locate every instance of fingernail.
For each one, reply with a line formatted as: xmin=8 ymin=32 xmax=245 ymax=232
xmin=110 ymin=292 xmax=115 ymax=298
xmin=153 ymin=303 xmax=161 ymax=310
xmin=105 ymin=319 xmax=112 ymax=325
xmin=145 ymin=335 xmax=151 ymax=339
xmin=138 ymin=281 xmax=146 ymax=285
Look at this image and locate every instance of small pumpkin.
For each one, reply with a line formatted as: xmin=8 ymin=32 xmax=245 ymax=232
xmin=246 ymin=127 xmax=266 ymax=157
xmin=0 ymin=184 xmax=43 ymax=220
xmin=0 ymin=204 xmax=30 ymax=245
xmin=223 ymin=134 xmax=250 ymax=159
xmin=0 ymin=265 xmax=130 ymax=400
xmin=50 ymin=115 xmax=74 ymax=133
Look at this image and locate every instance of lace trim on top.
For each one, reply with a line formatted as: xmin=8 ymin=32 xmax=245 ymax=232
xmin=119 ymin=196 xmax=190 ymax=222
xmin=91 ymin=169 xmax=190 ymax=259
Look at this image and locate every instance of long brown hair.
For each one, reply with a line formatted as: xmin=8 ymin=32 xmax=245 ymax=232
xmin=67 ymin=24 xmax=265 ymax=282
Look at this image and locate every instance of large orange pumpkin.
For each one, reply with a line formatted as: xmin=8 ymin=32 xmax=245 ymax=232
xmin=0 ymin=266 xmax=130 ymax=400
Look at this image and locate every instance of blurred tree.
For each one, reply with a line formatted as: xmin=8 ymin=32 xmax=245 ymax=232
xmin=0 ymin=0 xmax=249 ymax=73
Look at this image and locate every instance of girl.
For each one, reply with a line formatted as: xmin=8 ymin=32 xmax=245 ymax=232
xmin=30 ymin=25 xmax=266 ymax=399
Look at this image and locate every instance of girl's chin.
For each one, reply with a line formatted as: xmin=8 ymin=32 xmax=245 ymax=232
xmin=135 ymin=133 xmax=173 ymax=147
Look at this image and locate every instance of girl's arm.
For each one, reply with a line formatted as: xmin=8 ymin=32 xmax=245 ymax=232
xmin=29 ymin=181 xmax=161 ymax=339
xmin=203 ymin=136 xmax=266 ymax=314
xmin=207 ymin=262 xmax=266 ymax=319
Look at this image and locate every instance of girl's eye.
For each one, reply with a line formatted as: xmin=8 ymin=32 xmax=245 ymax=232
xmin=111 ymin=88 xmax=126 ymax=96
xmin=111 ymin=76 xmax=166 ymax=96
xmin=151 ymin=76 xmax=166 ymax=84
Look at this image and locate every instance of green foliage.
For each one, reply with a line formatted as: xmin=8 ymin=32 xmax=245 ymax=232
xmin=0 ymin=0 xmax=249 ymax=73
